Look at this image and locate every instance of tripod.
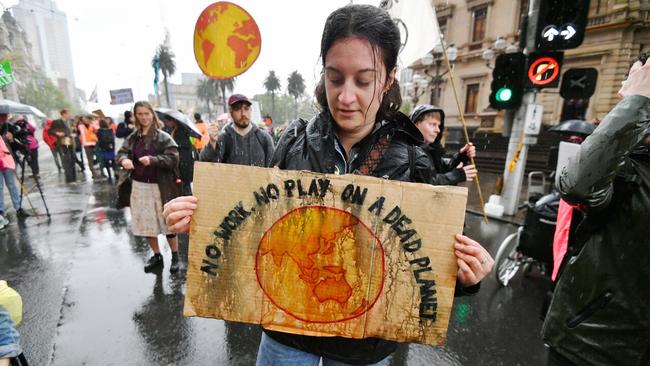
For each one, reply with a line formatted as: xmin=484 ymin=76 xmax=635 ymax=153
xmin=15 ymin=148 xmax=50 ymax=218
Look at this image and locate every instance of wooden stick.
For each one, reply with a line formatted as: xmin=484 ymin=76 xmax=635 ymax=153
xmin=439 ymin=45 xmax=489 ymax=224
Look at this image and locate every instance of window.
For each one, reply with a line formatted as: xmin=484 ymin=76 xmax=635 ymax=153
xmin=438 ymin=18 xmax=448 ymax=39
xmin=472 ymin=7 xmax=487 ymax=43
xmin=465 ymin=83 xmax=480 ymax=114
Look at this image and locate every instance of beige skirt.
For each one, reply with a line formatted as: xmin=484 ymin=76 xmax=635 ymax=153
xmin=130 ymin=180 xmax=171 ymax=237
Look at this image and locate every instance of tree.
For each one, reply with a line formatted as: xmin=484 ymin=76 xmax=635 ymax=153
xmin=19 ymin=72 xmax=71 ymax=116
xmin=287 ymin=71 xmax=305 ymax=119
xmin=211 ymin=78 xmax=236 ymax=112
xmin=197 ymin=78 xmax=219 ymax=118
xmin=152 ymin=44 xmax=176 ymax=107
xmin=263 ymin=70 xmax=281 ymax=118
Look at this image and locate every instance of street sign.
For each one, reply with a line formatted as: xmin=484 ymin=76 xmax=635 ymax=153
xmin=0 ymin=60 xmax=15 ymax=88
xmin=524 ymin=104 xmax=544 ymax=135
xmin=526 ymin=52 xmax=563 ymax=89
xmin=109 ymin=88 xmax=134 ymax=105
xmin=534 ymin=0 xmax=590 ymax=50
xmin=560 ymin=68 xmax=598 ymax=99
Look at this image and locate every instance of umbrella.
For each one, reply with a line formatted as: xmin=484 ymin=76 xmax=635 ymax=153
xmin=28 ymin=105 xmax=46 ymax=118
xmin=155 ymin=108 xmax=202 ymax=138
xmin=549 ymin=119 xmax=596 ymax=136
xmin=0 ymin=99 xmax=38 ymax=115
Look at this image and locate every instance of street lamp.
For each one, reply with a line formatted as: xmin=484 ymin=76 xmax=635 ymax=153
xmin=417 ymin=43 xmax=458 ymax=106
xmin=482 ymin=37 xmax=519 ymax=69
xmin=407 ymin=74 xmax=429 ymax=105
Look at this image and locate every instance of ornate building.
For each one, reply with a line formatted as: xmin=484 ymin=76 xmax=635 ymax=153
xmin=409 ymin=0 xmax=650 ymax=138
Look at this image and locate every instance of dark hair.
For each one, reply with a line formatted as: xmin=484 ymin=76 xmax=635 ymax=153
xmin=99 ymin=119 xmax=109 ymax=128
xmin=315 ymin=4 xmax=402 ymax=121
xmin=194 ymin=113 xmax=201 ymax=121
xmin=60 ymin=109 xmax=69 ymax=116
xmin=638 ymin=52 xmax=649 ymax=65
xmin=124 ymin=110 xmax=132 ymax=120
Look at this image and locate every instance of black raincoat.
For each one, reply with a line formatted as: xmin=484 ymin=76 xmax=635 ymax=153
xmin=542 ymin=95 xmax=650 ymax=365
xmin=265 ymin=110 xmax=478 ymax=364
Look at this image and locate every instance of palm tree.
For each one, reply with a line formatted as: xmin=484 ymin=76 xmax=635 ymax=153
xmin=152 ymin=44 xmax=176 ymax=107
xmin=263 ymin=71 xmax=281 ymax=117
xmin=287 ymin=71 xmax=305 ymax=119
xmin=197 ymin=78 xmax=219 ymax=118
xmin=211 ymin=78 xmax=236 ymax=112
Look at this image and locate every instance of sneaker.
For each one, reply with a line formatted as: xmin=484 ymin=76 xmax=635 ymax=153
xmin=0 ymin=215 xmax=9 ymax=229
xmin=144 ymin=254 xmax=163 ymax=273
xmin=16 ymin=208 xmax=30 ymax=218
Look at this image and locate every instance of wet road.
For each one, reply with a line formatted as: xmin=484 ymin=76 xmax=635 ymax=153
xmin=0 ymin=155 xmax=551 ymax=365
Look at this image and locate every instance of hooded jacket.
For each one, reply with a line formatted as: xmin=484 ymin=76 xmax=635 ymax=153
xmin=410 ymin=105 xmax=470 ymax=186
xmin=265 ymin=110 xmax=477 ymax=364
xmin=541 ymin=95 xmax=650 ymax=365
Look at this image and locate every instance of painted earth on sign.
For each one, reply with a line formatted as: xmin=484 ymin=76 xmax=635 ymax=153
xmin=256 ymin=207 xmax=385 ymax=323
xmin=194 ymin=2 xmax=261 ymax=78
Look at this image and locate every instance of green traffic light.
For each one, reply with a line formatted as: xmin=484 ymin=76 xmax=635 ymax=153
xmin=496 ymin=87 xmax=513 ymax=102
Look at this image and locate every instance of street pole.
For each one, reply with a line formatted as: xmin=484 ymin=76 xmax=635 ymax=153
xmin=498 ymin=0 xmax=540 ymax=216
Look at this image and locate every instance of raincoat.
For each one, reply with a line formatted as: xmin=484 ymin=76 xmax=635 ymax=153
xmin=542 ymin=95 xmax=650 ymax=365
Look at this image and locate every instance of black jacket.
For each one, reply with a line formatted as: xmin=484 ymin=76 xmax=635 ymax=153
xmin=265 ymin=110 xmax=474 ymax=364
xmin=115 ymin=122 xmax=134 ymax=138
xmin=542 ymin=96 xmax=650 ymax=365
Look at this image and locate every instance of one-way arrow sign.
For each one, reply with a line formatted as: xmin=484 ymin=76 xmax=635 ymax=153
xmin=560 ymin=68 xmax=598 ymax=99
xmin=543 ymin=25 xmax=560 ymax=41
xmin=560 ymin=25 xmax=577 ymax=40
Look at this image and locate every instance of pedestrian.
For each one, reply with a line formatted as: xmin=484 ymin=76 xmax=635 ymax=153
xmin=13 ymin=116 xmax=40 ymax=179
xmin=410 ymin=105 xmax=477 ymax=185
xmin=106 ymin=117 xmax=118 ymax=135
xmin=192 ymin=112 xmax=209 ymax=153
xmin=163 ymin=5 xmax=493 ymax=365
xmin=542 ymin=52 xmax=650 ymax=365
xmin=199 ymin=94 xmax=274 ymax=167
xmin=42 ymin=118 xmax=62 ymax=173
xmin=0 ymin=133 xmax=29 ymax=222
xmin=71 ymin=116 xmax=86 ymax=173
xmin=116 ymin=110 xmax=135 ymax=138
xmin=96 ymin=119 xmax=116 ymax=180
xmin=161 ymin=115 xmax=196 ymax=195
xmin=116 ymin=101 xmax=181 ymax=273
xmin=49 ymin=109 xmax=77 ymax=181
xmin=79 ymin=115 xmax=100 ymax=178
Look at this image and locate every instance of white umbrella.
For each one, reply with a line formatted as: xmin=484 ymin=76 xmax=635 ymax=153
xmin=0 ymin=99 xmax=33 ymax=115
xmin=28 ymin=105 xmax=46 ymax=118
xmin=155 ymin=108 xmax=202 ymax=138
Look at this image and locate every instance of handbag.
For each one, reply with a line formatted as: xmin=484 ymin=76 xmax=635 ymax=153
xmin=115 ymin=168 xmax=132 ymax=209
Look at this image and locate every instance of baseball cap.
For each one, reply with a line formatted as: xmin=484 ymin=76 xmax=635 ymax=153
xmin=228 ymin=94 xmax=252 ymax=107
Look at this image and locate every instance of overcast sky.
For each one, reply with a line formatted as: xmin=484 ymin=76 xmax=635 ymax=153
xmin=8 ymin=0 xmax=379 ymax=115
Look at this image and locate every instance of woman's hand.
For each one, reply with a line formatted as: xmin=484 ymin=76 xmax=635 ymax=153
xmin=163 ymin=196 xmax=198 ymax=233
xmin=121 ymin=158 xmax=134 ymax=170
xmin=460 ymin=143 xmax=476 ymax=159
xmin=454 ymin=234 xmax=494 ymax=287
xmin=459 ymin=163 xmax=477 ymax=181
xmin=138 ymin=156 xmax=151 ymax=166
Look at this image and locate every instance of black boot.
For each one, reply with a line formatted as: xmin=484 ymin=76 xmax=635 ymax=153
xmin=170 ymin=252 xmax=180 ymax=273
xmin=144 ymin=253 xmax=163 ymax=273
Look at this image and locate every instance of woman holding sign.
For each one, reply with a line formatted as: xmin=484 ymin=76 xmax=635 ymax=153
xmin=164 ymin=4 xmax=493 ymax=365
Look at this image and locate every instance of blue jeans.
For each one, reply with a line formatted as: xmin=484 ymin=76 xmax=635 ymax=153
xmin=0 ymin=306 xmax=21 ymax=359
xmin=256 ymin=333 xmax=390 ymax=366
xmin=0 ymin=169 xmax=21 ymax=213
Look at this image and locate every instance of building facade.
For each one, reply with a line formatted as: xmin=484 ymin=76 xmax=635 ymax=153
xmin=12 ymin=0 xmax=77 ymax=103
xmin=409 ymin=0 xmax=650 ymax=136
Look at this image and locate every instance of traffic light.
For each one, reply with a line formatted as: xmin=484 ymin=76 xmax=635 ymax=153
xmin=534 ymin=0 xmax=590 ymax=50
xmin=489 ymin=53 xmax=525 ymax=110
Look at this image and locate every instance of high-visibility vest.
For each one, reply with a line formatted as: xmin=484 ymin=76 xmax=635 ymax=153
xmin=192 ymin=121 xmax=209 ymax=150
xmin=79 ymin=124 xmax=98 ymax=146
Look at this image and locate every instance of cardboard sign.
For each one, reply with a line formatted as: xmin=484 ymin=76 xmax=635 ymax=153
xmin=185 ymin=163 xmax=468 ymax=345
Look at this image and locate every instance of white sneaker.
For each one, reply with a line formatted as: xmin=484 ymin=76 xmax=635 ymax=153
xmin=0 ymin=215 xmax=9 ymax=229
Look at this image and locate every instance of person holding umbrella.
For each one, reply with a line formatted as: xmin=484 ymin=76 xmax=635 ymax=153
xmin=157 ymin=110 xmax=199 ymax=196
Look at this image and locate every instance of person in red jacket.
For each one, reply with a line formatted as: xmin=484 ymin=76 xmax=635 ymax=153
xmin=43 ymin=119 xmax=62 ymax=172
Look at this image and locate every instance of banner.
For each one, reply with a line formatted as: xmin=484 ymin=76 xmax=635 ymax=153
xmin=185 ymin=163 xmax=468 ymax=345
xmin=109 ymin=88 xmax=134 ymax=105
xmin=0 ymin=60 xmax=15 ymax=88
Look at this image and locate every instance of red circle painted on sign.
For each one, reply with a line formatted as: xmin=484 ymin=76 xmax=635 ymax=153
xmin=528 ymin=57 xmax=560 ymax=86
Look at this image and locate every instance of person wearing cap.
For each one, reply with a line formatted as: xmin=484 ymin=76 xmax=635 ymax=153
xmin=410 ymin=104 xmax=477 ymax=186
xmin=199 ymin=94 xmax=274 ymax=167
